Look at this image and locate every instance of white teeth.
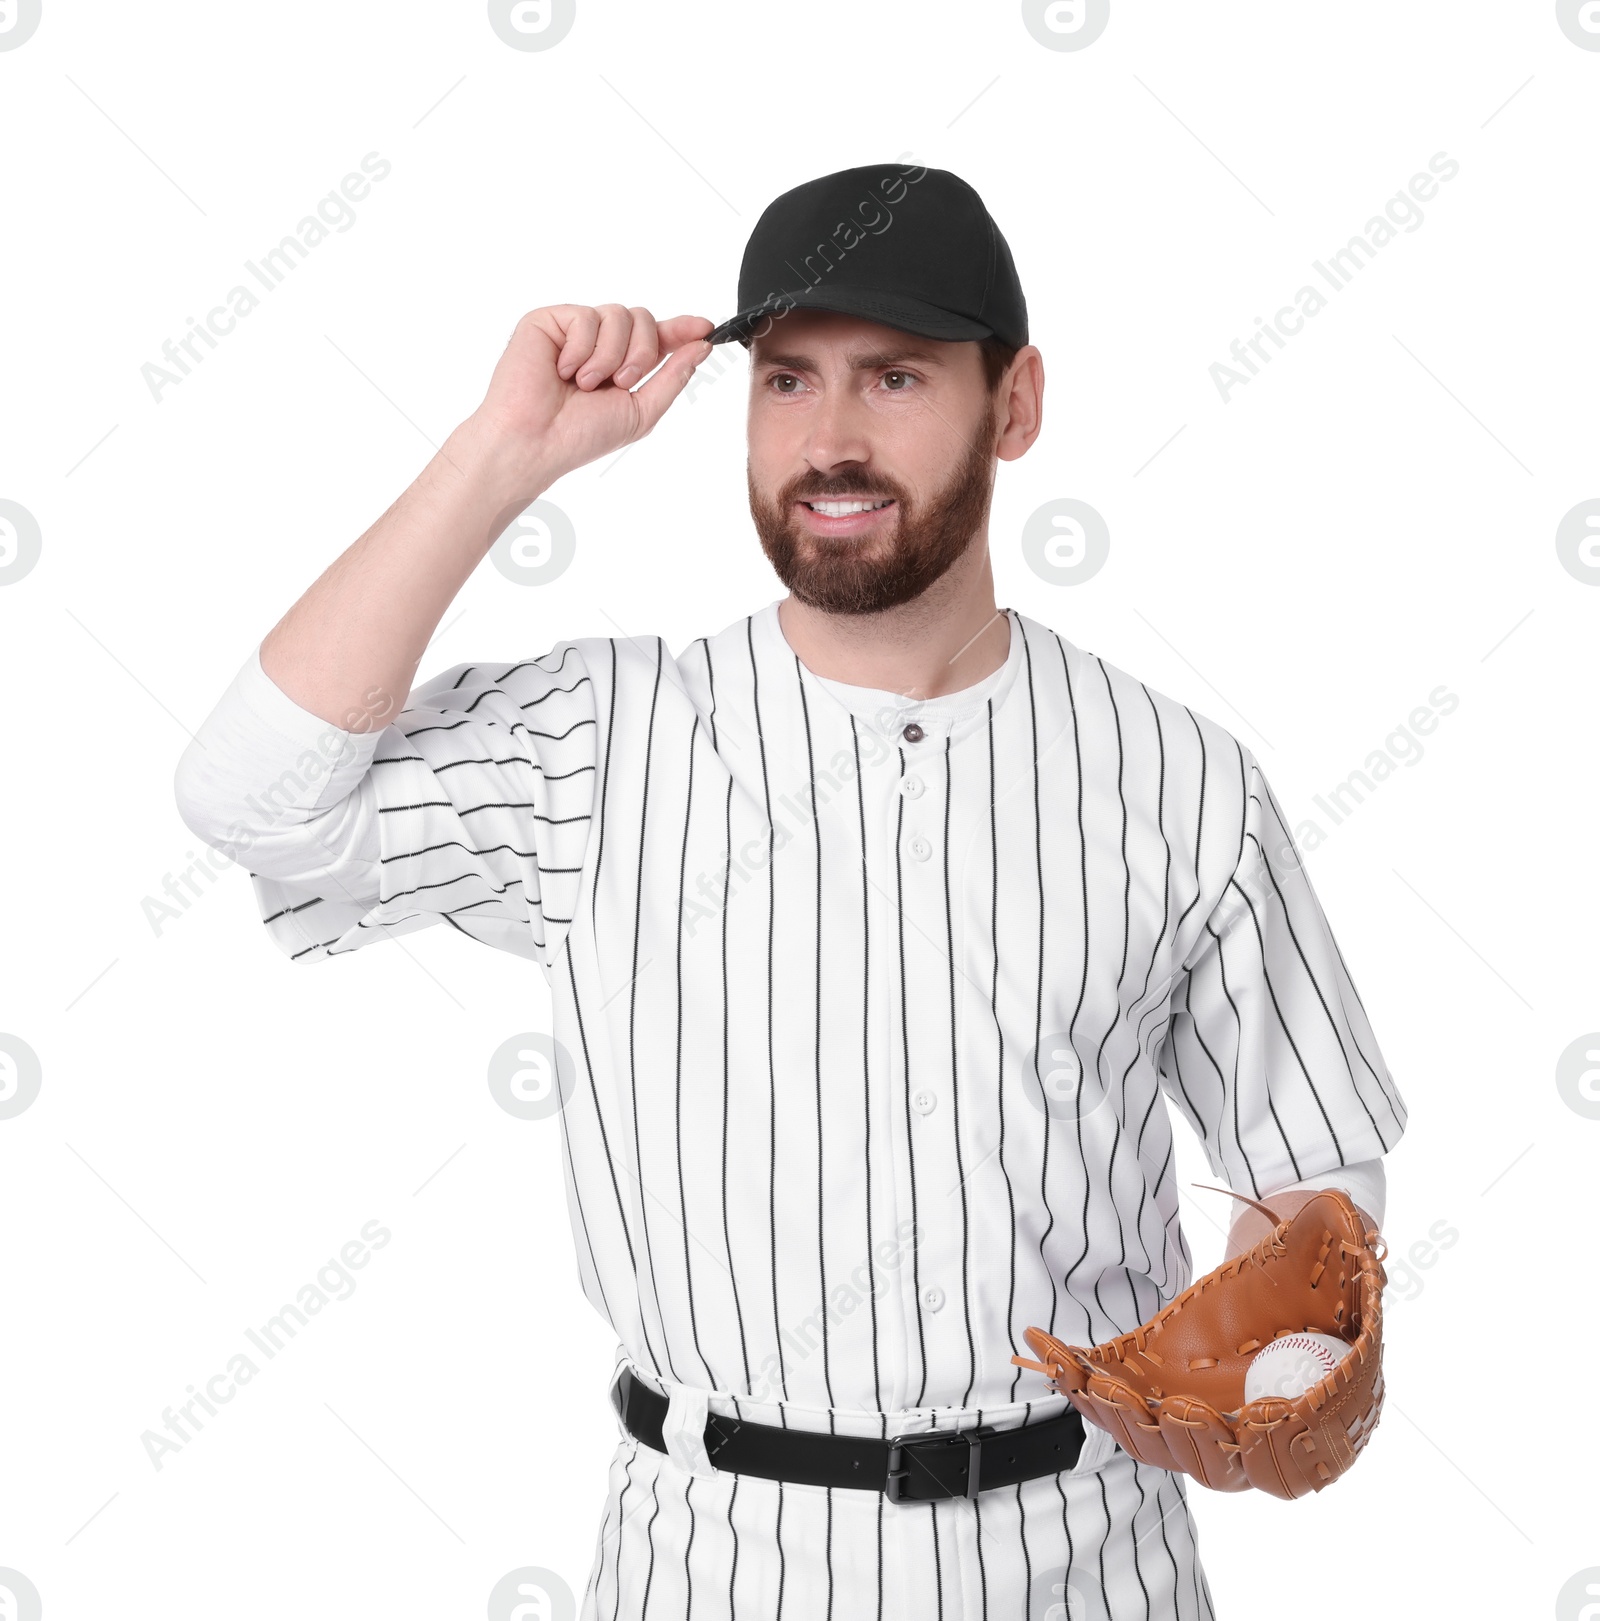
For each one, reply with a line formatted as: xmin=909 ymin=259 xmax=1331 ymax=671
xmin=807 ymin=499 xmax=892 ymax=516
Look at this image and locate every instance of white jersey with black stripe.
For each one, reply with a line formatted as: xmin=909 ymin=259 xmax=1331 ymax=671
xmin=222 ymin=597 xmax=1405 ymax=1617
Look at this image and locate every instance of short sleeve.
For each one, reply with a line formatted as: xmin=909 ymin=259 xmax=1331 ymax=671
xmin=252 ymin=644 xmax=598 ymax=971
xmin=1157 ymin=748 xmax=1407 ymax=1198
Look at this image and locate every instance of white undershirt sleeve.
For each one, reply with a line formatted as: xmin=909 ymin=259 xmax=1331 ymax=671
xmin=1258 ymin=1158 xmax=1386 ymax=1229
xmin=173 ymin=647 xmax=382 ymax=893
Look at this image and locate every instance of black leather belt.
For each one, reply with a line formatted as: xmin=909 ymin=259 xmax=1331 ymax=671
xmin=610 ymin=1365 xmax=1086 ymax=1503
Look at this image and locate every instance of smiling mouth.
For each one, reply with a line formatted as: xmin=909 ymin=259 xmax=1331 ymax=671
xmin=801 ymin=498 xmax=895 ymax=517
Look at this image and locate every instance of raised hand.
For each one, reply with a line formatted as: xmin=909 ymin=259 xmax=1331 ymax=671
xmin=475 ymin=304 xmax=716 ymax=496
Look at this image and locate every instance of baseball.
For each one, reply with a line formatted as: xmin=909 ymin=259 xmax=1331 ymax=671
xmin=1243 ymin=1332 xmax=1350 ymax=1404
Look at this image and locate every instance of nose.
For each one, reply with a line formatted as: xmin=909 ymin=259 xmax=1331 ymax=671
xmin=800 ymin=382 xmax=874 ymax=478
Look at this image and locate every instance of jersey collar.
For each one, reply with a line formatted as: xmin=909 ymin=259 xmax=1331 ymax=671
xmin=752 ymin=597 xmax=1025 ymax=749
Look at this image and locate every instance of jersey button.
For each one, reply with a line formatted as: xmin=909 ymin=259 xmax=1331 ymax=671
xmin=900 ymin=774 xmax=924 ymax=798
xmin=921 ymin=1285 xmax=945 ymax=1312
xmin=911 ymin=1088 xmax=937 ymax=1115
xmin=902 ymin=722 xmax=925 ymax=743
xmin=908 ymin=836 xmax=932 ymax=862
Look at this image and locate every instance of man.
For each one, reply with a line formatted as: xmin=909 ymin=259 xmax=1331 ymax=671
xmin=175 ymin=163 xmax=1405 ymax=1618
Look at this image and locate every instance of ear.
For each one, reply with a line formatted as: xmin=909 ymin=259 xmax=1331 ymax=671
xmin=994 ymin=346 xmax=1044 ymax=462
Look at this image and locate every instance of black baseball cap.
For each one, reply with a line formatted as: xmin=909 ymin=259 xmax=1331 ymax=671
xmin=707 ymin=163 xmax=1028 ymax=351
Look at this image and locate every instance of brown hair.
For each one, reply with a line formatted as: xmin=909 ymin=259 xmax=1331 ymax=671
xmin=979 ymin=334 xmax=1021 ymax=394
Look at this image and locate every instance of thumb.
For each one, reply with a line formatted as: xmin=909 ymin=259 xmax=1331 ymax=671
xmin=631 ymin=337 xmax=716 ymax=437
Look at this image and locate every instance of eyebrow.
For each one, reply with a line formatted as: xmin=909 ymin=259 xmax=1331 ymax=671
xmin=751 ymin=346 xmax=949 ymax=372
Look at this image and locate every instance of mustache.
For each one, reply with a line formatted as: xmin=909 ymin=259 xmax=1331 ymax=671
xmin=782 ymin=469 xmax=908 ymax=503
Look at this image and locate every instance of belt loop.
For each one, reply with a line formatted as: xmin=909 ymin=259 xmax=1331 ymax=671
xmin=661 ymin=1381 xmax=716 ymax=1478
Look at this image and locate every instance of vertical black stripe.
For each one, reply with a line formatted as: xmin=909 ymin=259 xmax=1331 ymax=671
xmin=639 ymin=1458 xmax=661 ymax=1617
xmin=608 ymin=1443 xmax=638 ymax=1621
xmin=626 ymin=638 xmax=678 ymax=1382
xmin=746 ymin=616 xmax=787 ymax=1413
xmin=1087 ymin=657 xmax=1134 ymax=1332
xmin=556 ymin=1032 xmax=614 ymax=1329
xmin=675 ymin=705 xmax=715 ymax=1387
xmin=851 ymin=715 xmax=883 ymax=1415
xmin=943 ymin=734 xmax=978 ymax=1409
xmin=1021 ymin=628 xmax=1058 ymax=1335
xmin=712 ymin=639 xmax=753 ymax=1401
xmin=1055 ymin=635 xmax=1097 ymax=1327
xmin=989 ymin=694 xmax=1025 ymax=1403
xmin=727 ymin=1474 xmax=743 ymax=1616
xmin=796 ymin=663 xmax=835 ymax=1412
xmin=774 ymin=1478 xmax=788 ymax=1621
xmin=680 ymin=1471 xmax=696 ymax=1617
xmin=895 ymin=746 xmax=929 ymax=1406
xmin=1125 ymin=1467 xmax=1154 ymax=1618
xmin=1151 ymin=1471 xmax=1183 ymax=1619
xmin=590 ymin=640 xmax=619 ymax=935
xmin=875 ymin=1493 xmax=885 ymax=1619
xmin=929 ymin=1499 xmax=944 ymax=1620
xmin=824 ymin=1490 xmax=835 ymax=1621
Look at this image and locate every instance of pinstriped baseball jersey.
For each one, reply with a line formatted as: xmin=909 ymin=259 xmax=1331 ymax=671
xmin=246 ymin=598 xmax=1406 ymax=1618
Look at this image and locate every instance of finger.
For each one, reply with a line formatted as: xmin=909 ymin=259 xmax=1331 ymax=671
xmin=575 ymin=303 xmax=632 ymax=389
xmin=1072 ymin=1383 xmax=1172 ymax=1474
xmin=656 ymin=314 xmax=716 ymax=351
xmin=1154 ymin=1398 xmax=1249 ymax=1492
xmin=1238 ymin=1414 xmax=1315 ymax=1499
xmin=630 ymin=337 xmax=714 ymax=435
xmin=613 ymin=307 xmax=660 ymax=389
xmin=554 ymin=307 xmax=600 ymax=381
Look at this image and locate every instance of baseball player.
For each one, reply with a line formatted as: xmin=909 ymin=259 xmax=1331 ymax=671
xmin=175 ymin=163 xmax=1405 ymax=1618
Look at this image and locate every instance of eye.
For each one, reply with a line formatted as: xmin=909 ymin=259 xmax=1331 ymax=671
xmin=881 ymin=370 xmax=915 ymax=392
xmin=768 ymin=372 xmax=805 ymax=394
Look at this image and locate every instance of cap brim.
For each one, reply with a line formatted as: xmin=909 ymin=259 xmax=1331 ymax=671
xmin=707 ymin=284 xmax=994 ymax=347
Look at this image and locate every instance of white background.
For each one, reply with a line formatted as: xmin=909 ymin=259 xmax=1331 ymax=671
xmin=2 ymin=2 xmax=1597 ymax=1617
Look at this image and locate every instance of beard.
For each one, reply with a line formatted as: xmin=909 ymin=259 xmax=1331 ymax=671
xmin=748 ymin=401 xmax=998 ymax=616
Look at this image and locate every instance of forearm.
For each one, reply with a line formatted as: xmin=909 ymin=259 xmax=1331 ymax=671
xmin=257 ymin=302 xmax=711 ymax=729
xmin=1224 ymin=1159 xmax=1386 ymax=1258
xmin=259 ymin=411 xmax=544 ymax=730
xmin=1225 ymin=1190 xmax=1379 ymax=1259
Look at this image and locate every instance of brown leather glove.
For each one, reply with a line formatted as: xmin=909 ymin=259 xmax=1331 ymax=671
xmin=1011 ymin=1187 xmax=1387 ymax=1500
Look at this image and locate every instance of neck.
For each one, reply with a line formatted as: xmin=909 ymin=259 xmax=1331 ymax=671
xmin=777 ymin=538 xmax=1010 ymax=700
